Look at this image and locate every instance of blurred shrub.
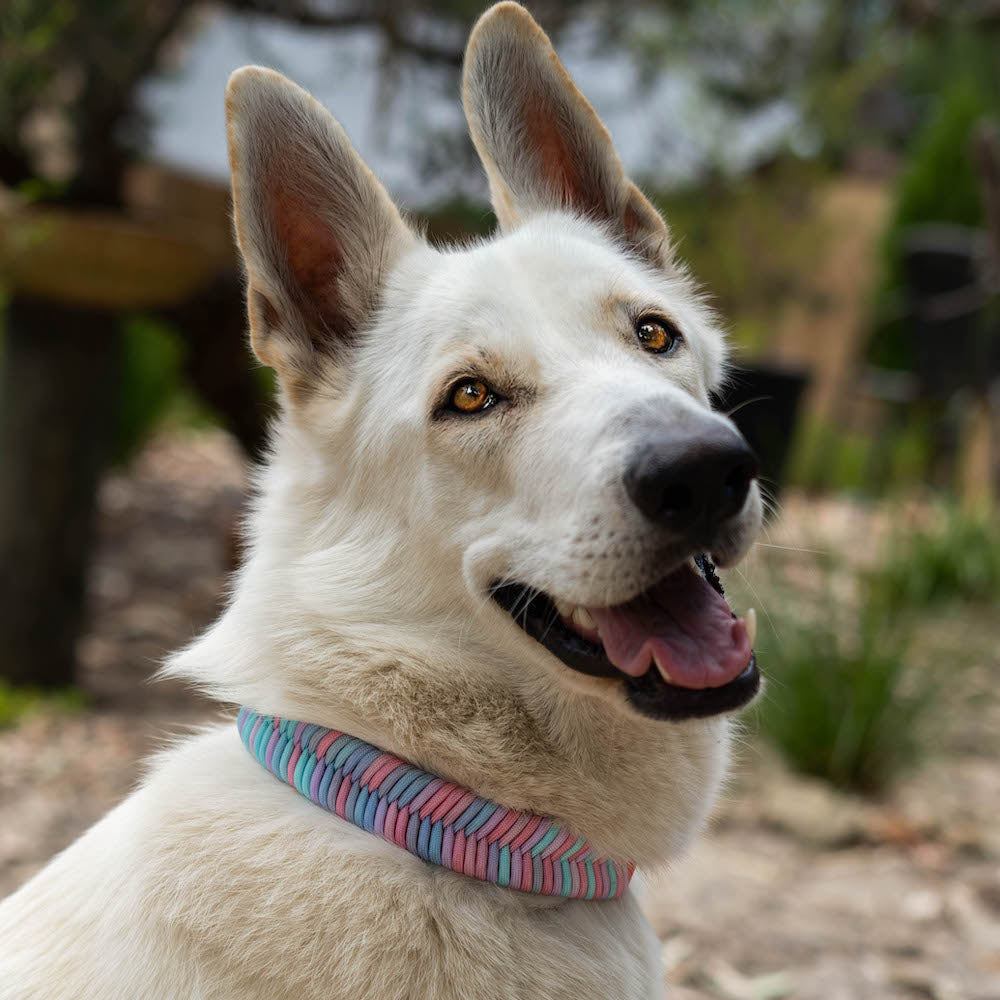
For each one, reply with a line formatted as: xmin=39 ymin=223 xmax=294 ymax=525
xmin=869 ymin=32 xmax=998 ymax=372
xmin=113 ymin=314 xmax=185 ymax=463
xmin=787 ymin=414 xmax=932 ymax=494
xmin=887 ymin=80 xmax=989 ymax=232
xmin=869 ymin=508 xmax=1000 ymax=612
xmin=113 ymin=314 xmax=236 ymax=464
xmin=757 ymin=584 xmax=933 ymax=794
xmin=0 ymin=679 xmax=85 ymax=729
xmin=758 ymin=506 xmax=997 ymax=792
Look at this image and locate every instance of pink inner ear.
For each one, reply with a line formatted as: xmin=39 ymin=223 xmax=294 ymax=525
xmin=520 ymin=94 xmax=608 ymax=221
xmin=267 ymin=183 xmax=353 ymax=342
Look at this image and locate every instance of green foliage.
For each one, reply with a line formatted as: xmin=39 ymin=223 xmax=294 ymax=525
xmin=869 ymin=30 xmax=999 ymax=371
xmin=757 ymin=593 xmax=931 ymax=793
xmin=0 ymin=0 xmax=75 ymax=140
xmin=786 ymin=415 xmax=932 ymax=495
xmin=0 ymin=679 xmax=86 ymax=729
xmin=112 ymin=312 xmax=249 ymax=462
xmin=757 ymin=505 xmax=997 ymax=792
xmin=113 ymin=314 xmax=186 ymax=463
xmin=870 ymin=508 xmax=1000 ymax=612
xmin=890 ymin=81 xmax=989 ymax=233
xmin=805 ymin=37 xmax=899 ymax=167
xmin=882 ymin=416 xmax=934 ymax=489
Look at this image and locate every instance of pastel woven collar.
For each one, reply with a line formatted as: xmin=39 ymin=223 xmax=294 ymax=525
xmin=237 ymin=708 xmax=634 ymax=901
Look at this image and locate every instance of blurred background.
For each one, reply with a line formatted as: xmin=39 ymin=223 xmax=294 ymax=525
xmin=1 ymin=1 xmax=998 ymax=996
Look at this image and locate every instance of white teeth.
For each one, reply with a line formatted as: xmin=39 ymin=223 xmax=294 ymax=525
xmin=652 ymin=652 xmax=672 ymax=682
xmin=745 ymin=607 xmax=757 ymax=648
xmin=572 ymin=606 xmax=597 ymax=631
xmin=555 ymin=599 xmax=573 ymax=618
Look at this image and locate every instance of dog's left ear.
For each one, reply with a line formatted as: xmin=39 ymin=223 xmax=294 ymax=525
xmin=462 ymin=2 xmax=669 ymax=266
xmin=226 ymin=67 xmax=417 ymax=400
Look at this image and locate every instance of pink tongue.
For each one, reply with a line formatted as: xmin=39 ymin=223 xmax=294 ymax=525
xmin=586 ymin=563 xmax=751 ymax=688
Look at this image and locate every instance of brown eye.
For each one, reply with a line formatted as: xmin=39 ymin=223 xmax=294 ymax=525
xmin=636 ymin=316 xmax=680 ymax=354
xmin=449 ymin=378 xmax=497 ymax=414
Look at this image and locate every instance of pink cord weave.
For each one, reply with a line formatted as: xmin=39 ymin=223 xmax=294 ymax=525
xmin=238 ymin=708 xmax=634 ymax=900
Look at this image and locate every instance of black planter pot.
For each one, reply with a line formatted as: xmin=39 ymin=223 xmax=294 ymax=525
xmin=714 ymin=363 xmax=810 ymax=500
xmin=901 ymin=224 xmax=996 ymax=396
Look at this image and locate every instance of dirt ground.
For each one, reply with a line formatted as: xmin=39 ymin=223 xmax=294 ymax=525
xmin=1 ymin=430 xmax=998 ymax=1000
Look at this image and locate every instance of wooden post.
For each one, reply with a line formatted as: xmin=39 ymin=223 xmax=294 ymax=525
xmin=0 ymin=298 xmax=120 ymax=687
xmin=958 ymin=394 xmax=994 ymax=514
xmin=0 ymin=204 xmax=231 ymax=688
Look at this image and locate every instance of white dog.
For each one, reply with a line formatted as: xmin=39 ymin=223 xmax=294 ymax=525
xmin=0 ymin=4 xmax=762 ymax=997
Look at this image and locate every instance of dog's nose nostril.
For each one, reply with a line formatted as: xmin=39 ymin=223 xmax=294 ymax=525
xmin=660 ymin=483 xmax=695 ymax=516
xmin=624 ymin=431 xmax=757 ymax=534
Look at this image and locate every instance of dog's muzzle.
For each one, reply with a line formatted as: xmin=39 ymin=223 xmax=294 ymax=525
xmin=492 ymin=554 xmax=760 ymax=722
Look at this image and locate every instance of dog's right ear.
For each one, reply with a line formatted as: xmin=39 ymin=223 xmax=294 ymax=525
xmin=226 ymin=67 xmax=416 ymax=400
xmin=462 ymin=3 xmax=669 ymax=266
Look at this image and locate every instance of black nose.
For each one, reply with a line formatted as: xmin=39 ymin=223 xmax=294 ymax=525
xmin=624 ymin=428 xmax=758 ymax=534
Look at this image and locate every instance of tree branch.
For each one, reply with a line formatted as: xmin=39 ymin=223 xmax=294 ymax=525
xmin=70 ymin=0 xmax=200 ymax=205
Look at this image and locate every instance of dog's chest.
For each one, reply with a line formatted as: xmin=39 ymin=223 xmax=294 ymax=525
xmin=0 ymin=727 xmax=665 ymax=1000
xmin=154 ymin=730 xmax=667 ymax=999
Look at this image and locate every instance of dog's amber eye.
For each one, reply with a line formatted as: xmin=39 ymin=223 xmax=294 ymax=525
xmin=449 ymin=378 xmax=496 ymax=414
xmin=636 ymin=316 xmax=680 ymax=354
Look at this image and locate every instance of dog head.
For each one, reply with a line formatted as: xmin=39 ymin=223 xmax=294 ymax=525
xmin=174 ymin=3 xmax=763 ymax=864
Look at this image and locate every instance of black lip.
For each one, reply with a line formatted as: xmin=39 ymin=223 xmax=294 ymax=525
xmin=491 ymin=555 xmax=760 ymax=721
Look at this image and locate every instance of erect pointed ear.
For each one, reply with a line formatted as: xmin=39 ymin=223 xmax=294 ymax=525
xmin=226 ymin=67 xmax=417 ymax=400
xmin=462 ymin=2 xmax=670 ymax=266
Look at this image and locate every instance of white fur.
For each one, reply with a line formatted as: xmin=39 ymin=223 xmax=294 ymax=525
xmin=0 ymin=5 xmax=761 ymax=998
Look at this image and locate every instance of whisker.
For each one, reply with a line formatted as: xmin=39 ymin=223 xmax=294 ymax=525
xmin=753 ymin=542 xmax=829 ymax=555
xmin=733 ymin=566 xmax=781 ymax=647
xmin=725 ymin=395 xmax=773 ymax=419
xmin=512 ymin=585 xmax=537 ymax=629
xmin=538 ymin=603 xmax=563 ymax=643
xmin=487 ymin=576 xmax=514 ymax=598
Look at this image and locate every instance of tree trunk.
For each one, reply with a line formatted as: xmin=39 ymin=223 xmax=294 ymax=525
xmin=0 ymin=297 xmax=120 ymax=688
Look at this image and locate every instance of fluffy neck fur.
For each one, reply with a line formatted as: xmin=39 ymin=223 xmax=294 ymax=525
xmin=166 ymin=410 xmax=730 ymax=872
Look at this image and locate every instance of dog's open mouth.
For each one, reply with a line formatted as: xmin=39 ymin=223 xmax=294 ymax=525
xmin=492 ymin=555 xmax=759 ymax=720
